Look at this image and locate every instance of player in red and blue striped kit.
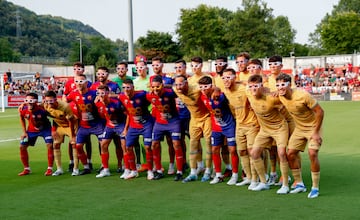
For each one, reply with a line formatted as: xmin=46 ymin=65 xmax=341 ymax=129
xmin=147 ymin=75 xmax=184 ymax=181
xmin=199 ymin=76 xmax=239 ymax=185
xmin=94 ymin=85 xmax=128 ymax=178
xmin=66 ymin=74 xmax=105 ymax=176
xmin=18 ymin=92 xmax=54 ymax=176
xmin=118 ymin=79 xmax=154 ymax=180
xmin=90 ymin=66 xmax=123 ymax=174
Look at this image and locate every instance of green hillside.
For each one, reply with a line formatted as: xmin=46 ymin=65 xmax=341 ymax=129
xmin=0 ymin=0 xmax=104 ymax=58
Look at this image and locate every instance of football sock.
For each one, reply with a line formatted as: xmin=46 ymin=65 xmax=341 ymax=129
xmin=20 ymin=148 xmax=29 ymax=168
xmin=231 ymin=152 xmax=239 ymax=173
xmin=311 ymin=171 xmax=320 ymax=189
xmin=280 ymin=162 xmax=289 ymax=187
xmin=240 ymin=155 xmax=251 ymax=180
xmin=54 ymin=148 xmax=61 ymax=169
xmin=253 ymin=158 xmax=266 ymax=183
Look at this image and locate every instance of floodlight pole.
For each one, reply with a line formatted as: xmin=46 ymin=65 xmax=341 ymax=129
xmin=128 ymin=0 xmax=134 ymax=62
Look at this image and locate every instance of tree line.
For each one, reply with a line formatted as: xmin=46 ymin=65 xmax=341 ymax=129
xmin=0 ymin=0 xmax=359 ymax=69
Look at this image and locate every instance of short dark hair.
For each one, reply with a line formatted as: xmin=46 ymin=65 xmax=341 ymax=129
xmin=269 ymin=55 xmax=282 ymax=63
xmin=248 ymin=74 xmax=262 ymax=83
xmin=27 ymin=92 xmax=38 ymax=99
xmin=152 ymin=75 xmax=163 ymax=84
xmin=198 ymin=76 xmax=212 ymax=85
xmin=117 ymin=61 xmax=128 ymax=68
xmin=175 ymin=59 xmax=186 ymax=66
xmin=191 ymin=56 xmax=203 ymax=63
xmin=45 ymin=90 xmax=57 ymax=98
xmin=223 ymin=68 xmax=236 ymax=75
xmin=97 ymin=85 xmax=110 ymax=91
xmin=175 ymin=74 xmax=187 ymax=82
xmin=248 ymin=59 xmax=262 ymax=67
xmin=276 ymin=73 xmax=291 ymax=82
xmin=97 ymin=66 xmax=109 ymax=73
xmin=152 ymin=56 xmax=163 ymax=63
xmin=123 ymin=79 xmax=134 ymax=85
xmin=216 ymin=56 xmax=228 ymax=62
xmin=73 ymin=62 xmax=84 ymax=68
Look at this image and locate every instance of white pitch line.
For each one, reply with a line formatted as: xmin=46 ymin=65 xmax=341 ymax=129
xmin=0 ymin=138 xmax=20 ymax=143
xmin=0 ymin=114 xmax=18 ymax=118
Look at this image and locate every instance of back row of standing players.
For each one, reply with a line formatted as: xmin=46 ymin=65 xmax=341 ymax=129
xmin=17 ymin=53 xmax=324 ymax=199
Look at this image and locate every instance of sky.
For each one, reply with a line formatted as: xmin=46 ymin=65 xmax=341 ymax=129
xmin=8 ymin=0 xmax=339 ymax=44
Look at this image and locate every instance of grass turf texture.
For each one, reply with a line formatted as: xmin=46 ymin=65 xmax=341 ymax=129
xmin=0 ymin=101 xmax=360 ymax=219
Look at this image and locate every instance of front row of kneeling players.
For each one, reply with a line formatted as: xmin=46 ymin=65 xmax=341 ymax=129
xmin=17 ymin=71 xmax=323 ymax=199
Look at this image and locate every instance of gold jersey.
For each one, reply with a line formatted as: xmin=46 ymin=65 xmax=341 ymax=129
xmin=173 ymin=84 xmax=210 ymax=121
xmin=247 ymin=92 xmax=286 ymax=132
xmin=279 ymin=89 xmax=318 ymax=131
xmin=223 ymin=84 xmax=258 ymax=126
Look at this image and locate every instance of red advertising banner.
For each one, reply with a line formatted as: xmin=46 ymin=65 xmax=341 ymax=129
xmin=8 ymin=96 xmax=26 ymax=107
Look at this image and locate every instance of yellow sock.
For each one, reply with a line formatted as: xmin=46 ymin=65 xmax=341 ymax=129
xmin=253 ymin=158 xmax=266 ymax=183
xmin=250 ymin=158 xmax=258 ymax=182
xmin=54 ymin=149 xmax=61 ymax=169
xmin=291 ymin=168 xmax=303 ymax=184
xmin=240 ymin=155 xmax=251 ymax=180
xmin=311 ymin=171 xmax=320 ymax=189
xmin=280 ymin=162 xmax=289 ymax=187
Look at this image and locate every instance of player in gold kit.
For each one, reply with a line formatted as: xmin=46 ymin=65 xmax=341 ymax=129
xmin=276 ymin=73 xmax=324 ymax=198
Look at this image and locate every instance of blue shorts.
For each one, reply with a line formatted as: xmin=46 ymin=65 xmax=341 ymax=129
xmin=21 ymin=129 xmax=53 ymax=146
xmin=101 ymin=124 xmax=126 ymax=140
xmin=211 ymin=127 xmax=236 ymax=147
xmin=76 ymin=123 xmax=104 ymax=144
xmin=126 ymin=122 xmax=153 ymax=147
xmin=152 ymin=120 xmax=181 ymax=141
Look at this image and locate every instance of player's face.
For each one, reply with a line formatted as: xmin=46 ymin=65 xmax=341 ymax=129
xmin=122 ymin=83 xmax=134 ymax=97
xmin=116 ymin=64 xmax=128 ymax=77
xmin=215 ymin=59 xmax=227 ymax=74
xmin=96 ymin=69 xmax=108 ymax=82
xmin=191 ymin=62 xmax=202 ymax=75
xmin=221 ymin=71 xmax=235 ymax=89
xmin=24 ymin=95 xmax=37 ymax=109
xmin=236 ymin=56 xmax=248 ymax=72
xmin=136 ymin=62 xmax=148 ymax=77
xmin=74 ymin=76 xmax=87 ymax=90
xmin=174 ymin=77 xmax=187 ymax=94
xmin=247 ymin=64 xmax=262 ymax=75
xmin=269 ymin=61 xmax=283 ymax=75
xmin=247 ymin=82 xmax=262 ymax=97
xmin=73 ymin=65 xmax=84 ymax=76
xmin=175 ymin=63 xmax=186 ymax=76
xmin=276 ymin=80 xmax=290 ymax=96
xmin=151 ymin=81 xmax=163 ymax=96
xmin=152 ymin=60 xmax=163 ymax=75
xmin=96 ymin=89 xmax=108 ymax=99
xmin=44 ymin=96 xmax=58 ymax=108
xmin=199 ymin=84 xmax=212 ymax=96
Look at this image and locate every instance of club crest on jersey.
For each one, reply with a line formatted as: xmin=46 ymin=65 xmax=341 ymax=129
xmin=109 ymin=107 xmax=115 ymax=112
xmin=37 ymin=114 xmax=42 ymax=119
xmin=87 ymin=95 xmax=92 ymax=101
xmin=135 ymin=99 xmax=141 ymax=104
xmin=164 ymin=97 xmax=169 ymax=102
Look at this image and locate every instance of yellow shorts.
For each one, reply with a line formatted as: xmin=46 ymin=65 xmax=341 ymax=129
xmin=236 ymin=124 xmax=259 ymax=151
xmin=288 ymin=128 xmax=322 ymax=151
xmin=253 ymin=121 xmax=288 ymax=149
xmin=54 ymin=126 xmax=73 ymax=144
xmin=189 ymin=117 xmax=212 ymax=153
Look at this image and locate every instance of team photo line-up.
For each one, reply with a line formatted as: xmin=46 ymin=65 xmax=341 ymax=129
xmin=17 ymin=53 xmax=324 ymax=199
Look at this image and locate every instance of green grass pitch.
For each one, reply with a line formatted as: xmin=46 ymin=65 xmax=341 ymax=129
xmin=0 ymin=101 xmax=360 ymax=219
